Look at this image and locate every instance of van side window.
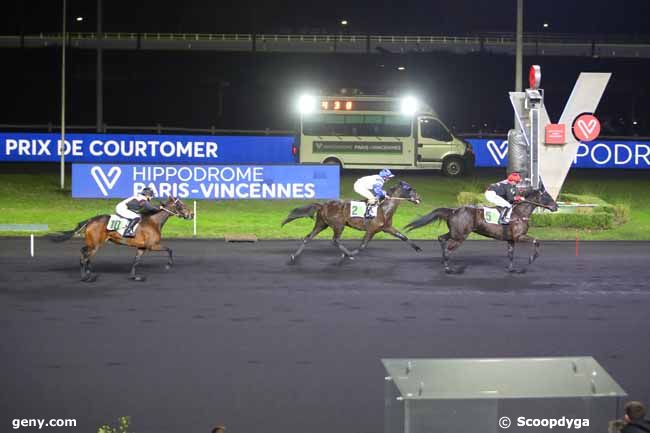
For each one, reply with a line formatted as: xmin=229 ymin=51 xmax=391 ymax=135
xmin=420 ymin=118 xmax=452 ymax=142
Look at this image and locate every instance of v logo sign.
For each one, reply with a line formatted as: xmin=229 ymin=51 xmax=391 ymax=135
xmin=91 ymin=166 xmax=122 ymax=196
xmin=486 ymin=140 xmax=508 ymax=165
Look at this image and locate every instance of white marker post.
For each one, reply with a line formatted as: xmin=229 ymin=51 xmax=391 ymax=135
xmin=193 ymin=200 xmax=197 ymax=237
xmin=30 ymin=234 xmax=34 ymax=257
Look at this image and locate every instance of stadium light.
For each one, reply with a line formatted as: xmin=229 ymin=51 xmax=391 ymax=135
xmin=297 ymin=94 xmax=317 ymax=115
xmin=400 ymin=96 xmax=419 ymax=116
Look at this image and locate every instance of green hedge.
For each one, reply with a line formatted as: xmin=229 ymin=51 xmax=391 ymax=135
xmin=455 ymin=191 xmax=630 ymax=230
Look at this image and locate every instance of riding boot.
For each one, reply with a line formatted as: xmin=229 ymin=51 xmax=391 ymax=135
xmin=123 ymin=217 xmax=141 ymax=237
xmin=498 ymin=207 xmax=510 ymax=225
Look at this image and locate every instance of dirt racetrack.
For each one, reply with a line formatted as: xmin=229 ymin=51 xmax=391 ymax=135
xmin=1 ymin=237 xmax=649 ymax=433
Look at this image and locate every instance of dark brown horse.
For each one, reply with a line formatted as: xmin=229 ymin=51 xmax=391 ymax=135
xmin=282 ymin=181 xmax=422 ymax=264
xmin=51 ymin=197 xmax=193 ymax=282
xmin=405 ymin=187 xmax=558 ymax=273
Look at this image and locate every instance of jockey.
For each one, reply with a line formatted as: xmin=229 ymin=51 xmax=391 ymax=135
xmin=353 ymin=169 xmax=395 ymax=219
xmin=484 ymin=172 xmax=524 ymax=224
xmin=115 ymin=187 xmax=160 ymax=237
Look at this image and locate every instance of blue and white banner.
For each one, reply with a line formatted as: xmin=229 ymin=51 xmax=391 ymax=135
xmin=72 ymin=164 xmax=339 ymax=199
xmin=0 ymin=132 xmax=295 ymax=164
xmin=468 ymin=138 xmax=650 ymax=169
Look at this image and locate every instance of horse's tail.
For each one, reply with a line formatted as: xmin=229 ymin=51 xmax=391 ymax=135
xmin=48 ymin=218 xmax=94 ymax=242
xmin=281 ymin=203 xmax=323 ymax=226
xmin=404 ymin=208 xmax=454 ymax=232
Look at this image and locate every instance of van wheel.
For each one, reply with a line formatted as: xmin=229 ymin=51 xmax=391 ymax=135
xmin=442 ymin=157 xmax=464 ymax=177
xmin=323 ymin=158 xmax=342 ymax=169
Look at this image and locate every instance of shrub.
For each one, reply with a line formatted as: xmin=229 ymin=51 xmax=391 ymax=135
xmin=457 ymin=191 xmax=481 ymax=206
xmin=98 ymin=416 xmax=133 ymax=433
xmin=612 ymin=203 xmax=631 ymax=225
xmin=531 ymin=212 xmax=614 ymax=229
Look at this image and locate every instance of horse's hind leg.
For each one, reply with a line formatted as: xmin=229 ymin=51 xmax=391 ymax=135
xmin=130 ymin=248 xmax=147 ymax=281
xmin=505 ymin=240 xmax=525 ymax=273
xmin=289 ymin=218 xmax=327 ymax=264
xmin=80 ymin=246 xmax=90 ymax=280
xmin=80 ymin=244 xmax=100 ymax=282
xmin=332 ymin=226 xmax=355 ymax=264
xmin=438 ymin=233 xmax=451 ymax=264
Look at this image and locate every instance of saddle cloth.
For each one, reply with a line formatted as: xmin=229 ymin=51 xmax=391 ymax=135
xmin=350 ymin=201 xmax=377 ymax=218
xmin=483 ymin=207 xmax=503 ymax=225
xmin=107 ymin=215 xmax=138 ymax=236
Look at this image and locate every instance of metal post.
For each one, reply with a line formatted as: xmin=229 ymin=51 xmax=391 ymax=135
xmin=193 ymin=201 xmax=197 ymax=236
xmin=96 ymin=0 xmax=103 ymax=132
xmin=30 ymin=234 xmax=34 ymax=257
xmin=60 ymin=0 xmax=67 ymax=190
xmin=515 ymin=0 xmax=523 ymax=92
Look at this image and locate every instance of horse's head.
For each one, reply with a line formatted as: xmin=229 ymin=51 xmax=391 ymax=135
xmin=163 ymin=196 xmax=194 ymax=220
xmin=390 ymin=180 xmax=421 ymax=204
xmin=522 ymin=184 xmax=558 ymax=212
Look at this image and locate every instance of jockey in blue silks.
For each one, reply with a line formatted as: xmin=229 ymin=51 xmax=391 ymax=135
xmin=353 ymin=169 xmax=395 ymax=220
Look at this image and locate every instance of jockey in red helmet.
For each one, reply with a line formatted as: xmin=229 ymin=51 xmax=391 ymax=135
xmin=484 ymin=172 xmax=524 ymax=224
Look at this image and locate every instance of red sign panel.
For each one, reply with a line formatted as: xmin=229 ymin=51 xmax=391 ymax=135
xmin=529 ymin=65 xmax=541 ymax=89
xmin=572 ymin=113 xmax=601 ymax=142
xmin=545 ymin=123 xmax=566 ymax=145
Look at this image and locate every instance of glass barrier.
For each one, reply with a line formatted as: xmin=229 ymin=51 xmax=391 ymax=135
xmin=383 ymin=357 xmax=627 ymax=433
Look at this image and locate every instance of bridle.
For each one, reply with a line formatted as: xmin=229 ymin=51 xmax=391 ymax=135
xmin=159 ymin=197 xmax=183 ymax=217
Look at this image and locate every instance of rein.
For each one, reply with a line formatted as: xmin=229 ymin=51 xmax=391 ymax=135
xmin=159 ymin=198 xmax=181 ymax=216
xmin=520 ymin=199 xmax=555 ymax=211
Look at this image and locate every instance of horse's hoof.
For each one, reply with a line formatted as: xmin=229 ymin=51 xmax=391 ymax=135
xmin=131 ymin=275 xmax=146 ymax=282
xmin=444 ymin=267 xmax=454 ymax=274
xmin=288 ymin=255 xmax=297 ymax=265
xmin=506 ymin=267 xmax=526 ymax=274
xmin=414 ymin=246 xmax=422 ymax=252
xmin=165 ymin=264 xmax=172 ymax=271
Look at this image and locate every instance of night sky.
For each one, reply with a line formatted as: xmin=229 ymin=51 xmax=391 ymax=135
xmin=1 ymin=0 xmax=649 ymax=135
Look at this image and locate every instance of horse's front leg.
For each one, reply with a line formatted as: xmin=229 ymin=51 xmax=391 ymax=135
xmin=130 ymin=248 xmax=147 ymax=281
xmin=517 ymin=235 xmax=540 ymax=264
xmin=382 ymin=225 xmax=422 ymax=252
xmin=150 ymin=244 xmax=173 ymax=270
xmin=350 ymin=230 xmax=376 ymax=257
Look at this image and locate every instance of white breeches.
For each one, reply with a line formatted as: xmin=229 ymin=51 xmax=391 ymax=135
xmin=354 ymin=182 xmax=377 ymax=202
xmin=115 ymin=203 xmax=139 ymax=220
xmin=485 ymin=190 xmax=511 ymax=208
